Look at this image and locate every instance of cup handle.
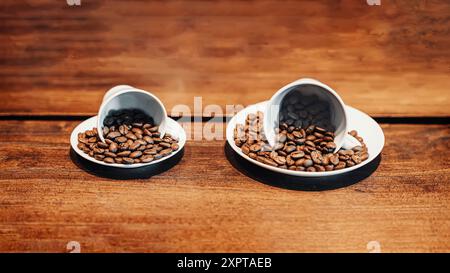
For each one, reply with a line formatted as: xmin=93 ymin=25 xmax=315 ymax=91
xmin=102 ymin=85 xmax=134 ymax=102
xmin=342 ymin=134 xmax=362 ymax=150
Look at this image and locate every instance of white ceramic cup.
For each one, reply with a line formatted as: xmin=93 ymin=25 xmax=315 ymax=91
xmin=263 ymin=78 xmax=361 ymax=152
xmin=97 ymin=85 xmax=167 ymax=142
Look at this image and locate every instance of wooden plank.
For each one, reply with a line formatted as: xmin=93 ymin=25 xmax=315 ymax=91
xmin=0 ymin=120 xmax=449 ymax=252
xmin=0 ymin=0 xmax=449 ymax=117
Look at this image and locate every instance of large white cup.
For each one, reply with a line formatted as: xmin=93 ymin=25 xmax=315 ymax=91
xmin=97 ymin=85 xmax=167 ymax=142
xmin=263 ymin=78 xmax=361 ymax=152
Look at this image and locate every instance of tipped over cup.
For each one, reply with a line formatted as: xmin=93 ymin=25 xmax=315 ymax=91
xmin=97 ymin=85 xmax=167 ymax=143
xmin=263 ymin=78 xmax=361 ymax=152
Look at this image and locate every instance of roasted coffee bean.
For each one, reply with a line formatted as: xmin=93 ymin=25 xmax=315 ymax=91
xmin=93 ymin=147 xmax=105 ymax=154
xmin=306 ymin=166 xmax=316 ymax=172
xmin=119 ymin=143 xmax=129 ymax=151
xmin=143 ymin=129 xmax=152 ymax=136
xmin=315 ymin=126 xmax=326 ymax=134
xmin=106 ymin=143 xmax=117 ymax=154
xmin=119 ymin=125 xmax=129 ymax=135
xmin=129 ymin=141 xmax=141 ymax=150
xmin=104 ymin=157 xmax=115 ymax=164
xmin=94 ymin=154 xmax=105 ymax=161
xmin=160 ymin=142 xmax=171 ymax=148
xmin=250 ymin=144 xmax=261 ymax=153
xmin=303 ymin=159 xmax=314 ymax=167
xmin=330 ymin=154 xmax=339 ymax=165
xmin=141 ymin=155 xmax=154 ymax=163
xmin=143 ymin=136 xmax=153 ymax=144
xmin=137 ymin=145 xmax=146 ymax=151
xmin=311 ymin=151 xmax=323 ymax=164
xmin=144 ymin=149 xmax=157 ymax=155
xmin=306 ymin=125 xmax=315 ymax=134
xmin=97 ymin=142 xmax=109 ymax=149
xmin=115 ymin=136 xmax=127 ymax=143
xmin=326 ymin=142 xmax=336 ymax=151
xmin=126 ymin=132 xmax=137 ymax=140
xmin=132 ymin=128 xmax=143 ymax=135
xmin=322 ymin=154 xmax=330 ymax=165
xmin=351 ymin=154 xmax=362 ymax=164
xmin=335 ymin=161 xmax=346 ymax=170
xmin=160 ymin=148 xmax=172 ymax=156
xmin=261 ymin=158 xmax=277 ymax=167
xmin=117 ymin=150 xmax=131 ymax=157
xmin=129 ymin=151 xmax=142 ymax=158
xmin=122 ymin=157 xmax=134 ymax=164
xmin=106 ymin=131 xmax=121 ymax=139
xmin=104 ymin=151 xmax=117 ymax=158
xmin=305 ymin=140 xmax=315 ymax=147
xmin=290 ymin=151 xmax=305 ymax=159
xmin=360 ymin=152 xmax=369 ymax=161
xmin=88 ymin=137 xmax=97 ymax=143
xmin=284 ymin=145 xmax=296 ymax=154
xmin=339 ymin=150 xmax=354 ymax=156
xmin=274 ymin=156 xmax=286 ymax=166
xmin=115 ymin=157 xmax=123 ymax=164
xmin=171 ymin=143 xmax=179 ymax=151
xmin=295 ymin=158 xmax=305 ymax=166
xmin=315 ymin=165 xmax=326 ymax=172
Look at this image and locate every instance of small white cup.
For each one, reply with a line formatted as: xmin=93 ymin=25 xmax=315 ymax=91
xmin=263 ymin=78 xmax=361 ymax=152
xmin=97 ymin=85 xmax=167 ymax=142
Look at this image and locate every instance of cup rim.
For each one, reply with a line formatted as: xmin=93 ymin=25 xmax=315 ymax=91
xmin=97 ymin=88 xmax=168 ymax=142
xmin=264 ymin=78 xmax=349 ymax=151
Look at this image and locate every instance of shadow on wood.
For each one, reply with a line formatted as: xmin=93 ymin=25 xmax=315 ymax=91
xmin=69 ymin=148 xmax=184 ymax=180
xmin=224 ymin=143 xmax=381 ymax=191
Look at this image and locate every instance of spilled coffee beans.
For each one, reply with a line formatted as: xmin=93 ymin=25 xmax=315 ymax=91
xmin=77 ymin=109 xmax=179 ymax=164
xmin=234 ymin=111 xmax=369 ymax=172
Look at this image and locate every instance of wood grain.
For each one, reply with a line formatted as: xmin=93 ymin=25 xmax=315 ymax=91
xmin=1 ymin=0 xmax=449 ymax=117
xmin=0 ymin=120 xmax=449 ymax=252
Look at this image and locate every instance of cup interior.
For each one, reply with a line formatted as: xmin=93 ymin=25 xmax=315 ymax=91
xmin=264 ymin=81 xmax=347 ymax=150
xmin=97 ymin=90 xmax=167 ymax=140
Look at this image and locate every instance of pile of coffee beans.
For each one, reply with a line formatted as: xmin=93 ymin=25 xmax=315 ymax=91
xmin=234 ymin=111 xmax=369 ymax=172
xmin=77 ymin=109 xmax=179 ymax=164
xmin=280 ymin=90 xmax=334 ymax=132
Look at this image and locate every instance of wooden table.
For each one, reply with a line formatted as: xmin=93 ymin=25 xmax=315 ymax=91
xmin=0 ymin=0 xmax=449 ymax=252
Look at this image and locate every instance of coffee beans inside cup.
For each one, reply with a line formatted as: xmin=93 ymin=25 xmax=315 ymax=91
xmin=77 ymin=109 xmax=179 ymax=164
xmin=280 ymin=91 xmax=334 ymax=132
xmin=234 ymin=111 xmax=369 ymax=172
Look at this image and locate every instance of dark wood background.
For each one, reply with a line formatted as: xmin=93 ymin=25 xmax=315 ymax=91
xmin=0 ymin=0 xmax=449 ymax=252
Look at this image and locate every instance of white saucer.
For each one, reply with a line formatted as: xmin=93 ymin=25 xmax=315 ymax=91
xmin=226 ymin=101 xmax=384 ymax=177
xmin=70 ymin=116 xmax=186 ymax=168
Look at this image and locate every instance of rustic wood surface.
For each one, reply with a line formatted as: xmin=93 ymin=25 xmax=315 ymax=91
xmin=1 ymin=0 xmax=450 ymax=117
xmin=0 ymin=120 xmax=449 ymax=252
